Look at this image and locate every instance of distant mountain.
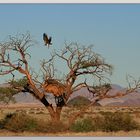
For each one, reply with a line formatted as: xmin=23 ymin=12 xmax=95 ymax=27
xmin=68 ymin=87 xmax=94 ymax=101
xmin=105 ymin=92 xmax=140 ymax=106
xmin=0 ymin=83 xmax=140 ymax=107
xmin=13 ymin=92 xmax=40 ymax=104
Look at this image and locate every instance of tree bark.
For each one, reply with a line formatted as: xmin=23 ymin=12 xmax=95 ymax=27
xmin=47 ymin=106 xmax=62 ymax=123
xmin=55 ymin=107 xmax=62 ymax=121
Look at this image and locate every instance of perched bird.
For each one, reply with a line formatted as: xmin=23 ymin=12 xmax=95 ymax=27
xmin=43 ymin=33 xmax=52 ymax=48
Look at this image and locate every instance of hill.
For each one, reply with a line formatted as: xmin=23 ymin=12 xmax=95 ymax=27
xmin=67 ymin=96 xmax=91 ymax=107
xmin=0 ymin=83 xmax=140 ymax=107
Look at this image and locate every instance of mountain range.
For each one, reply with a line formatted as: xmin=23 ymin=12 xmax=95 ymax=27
xmin=1 ymin=83 xmax=140 ymax=106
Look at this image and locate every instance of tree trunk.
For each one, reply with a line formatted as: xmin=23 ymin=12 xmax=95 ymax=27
xmin=47 ymin=106 xmax=62 ymax=123
xmin=55 ymin=107 xmax=62 ymax=121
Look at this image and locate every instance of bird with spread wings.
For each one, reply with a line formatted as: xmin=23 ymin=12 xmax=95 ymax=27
xmin=43 ymin=33 xmax=52 ymax=48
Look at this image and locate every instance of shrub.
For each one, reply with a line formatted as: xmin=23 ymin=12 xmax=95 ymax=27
xmin=69 ymin=117 xmax=93 ymax=132
xmin=0 ymin=120 xmax=4 ymax=129
xmin=92 ymin=115 xmax=104 ymax=131
xmin=1 ymin=111 xmax=139 ymax=133
xmin=0 ymin=113 xmax=15 ymax=129
xmin=4 ymin=113 xmax=37 ymax=132
xmin=69 ymin=112 xmax=140 ymax=132
xmin=67 ymin=96 xmax=91 ymax=107
xmin=101 ymin=112 xmax=139 ymax=132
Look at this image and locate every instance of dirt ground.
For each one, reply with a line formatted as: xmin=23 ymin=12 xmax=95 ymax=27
xmin=0 ymin=103 xmax=140 ymax=136
xmin=0 ymin=130 xmax=140 ymax=136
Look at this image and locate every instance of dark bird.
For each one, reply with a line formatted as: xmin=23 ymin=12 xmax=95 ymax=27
xmin=43 ymin=33 xmax=52 ymax=48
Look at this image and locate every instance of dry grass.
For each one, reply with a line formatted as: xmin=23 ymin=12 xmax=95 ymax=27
xmin=0 ymin=104 xmax=140 ymax=136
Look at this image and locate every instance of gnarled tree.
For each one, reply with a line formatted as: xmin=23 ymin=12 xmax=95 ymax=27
xmin=1 ymin=33 xmax=139 ymax=126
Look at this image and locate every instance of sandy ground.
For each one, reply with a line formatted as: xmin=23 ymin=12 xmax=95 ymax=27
xmin=0 ymin=130 xmax=140 ymax=136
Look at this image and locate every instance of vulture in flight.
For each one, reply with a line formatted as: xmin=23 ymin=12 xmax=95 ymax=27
xmin=43 ymin=33 xmax=52 ymax=48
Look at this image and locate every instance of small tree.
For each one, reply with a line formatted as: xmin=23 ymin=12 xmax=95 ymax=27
xmin=0 ymin=87 xmax=17 ymax=104
xmin=0 ymin=77 xmax=29 ymax=104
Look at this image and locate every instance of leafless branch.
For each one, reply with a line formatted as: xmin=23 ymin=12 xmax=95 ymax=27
xmin=40 ymin=55 xmax=56 ymax=81
xmin=126 ymin=75 xmax=140 ymax=93
xmin=56 ymin=43 xmax=112 ymax=92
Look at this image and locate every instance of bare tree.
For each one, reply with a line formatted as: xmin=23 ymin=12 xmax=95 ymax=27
xmin=1 ymin=33 xmax=139 ymax=126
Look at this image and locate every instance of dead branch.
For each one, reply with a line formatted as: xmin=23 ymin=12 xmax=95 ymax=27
xmin=126 ymin=75 xmax=140 ymax=93
xmin=55 ymin=43 xmax=112 ymax=100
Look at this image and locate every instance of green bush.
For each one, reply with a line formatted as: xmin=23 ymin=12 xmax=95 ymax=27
xmin=4 ymin=113 xmax=37 ymax=132
xmin=70 ymin=117 xmax=93 ymax=132
xmin=67 ymin=96 xmax=91 ymax=108
xmin=92 ymin=115 xmax=104 ymax=131
xmin=69 ymin=112 xmax=139 ymax=132
xmin=102 ymin=112 xmax=139 ymax=132
xmin=0 ymin=87 xmax=17 ymax=103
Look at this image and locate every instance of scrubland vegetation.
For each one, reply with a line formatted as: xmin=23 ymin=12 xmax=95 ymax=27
xmin=0 ymin=105 xmax=140 ymax=136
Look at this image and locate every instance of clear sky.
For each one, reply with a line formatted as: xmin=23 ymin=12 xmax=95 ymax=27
xmin=0 ymin=4 xmax=140 ymax=87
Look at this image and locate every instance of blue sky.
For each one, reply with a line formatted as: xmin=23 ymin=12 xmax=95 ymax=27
xmin=0 ymin=4 xmax=140 ymax=87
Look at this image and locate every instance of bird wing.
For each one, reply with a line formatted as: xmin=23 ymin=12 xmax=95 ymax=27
xmin=43 ymin=33 xmax=49 ymax=43
xmin=48 ymin=37 xmax=52 ymax=43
